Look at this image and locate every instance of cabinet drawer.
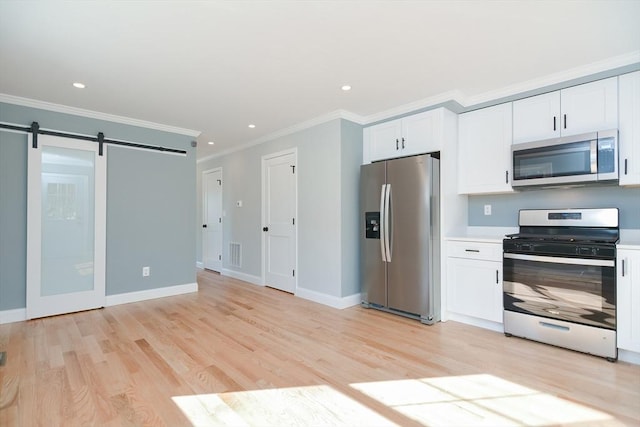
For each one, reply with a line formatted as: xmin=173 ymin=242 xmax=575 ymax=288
xmin=447 ymin=241 xmax=502 ymax=262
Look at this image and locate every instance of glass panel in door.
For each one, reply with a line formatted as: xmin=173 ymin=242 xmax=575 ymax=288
xmin=27 ymin=135 xmax=106 ymax=319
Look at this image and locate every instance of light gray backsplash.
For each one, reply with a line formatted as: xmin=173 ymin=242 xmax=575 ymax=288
xmin=469 ymin=185 xmax=640 ymax=228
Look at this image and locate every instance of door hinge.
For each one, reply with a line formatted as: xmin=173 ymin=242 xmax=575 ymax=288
xmin=217 ymin=179 xmax=222 ymax=186
xmin=292 ymin=269 xmax=295 ymax=277
xmin=292 ymin=217 xmax=295 ymax=225
xmin=219 ymin=217 xmax=222 ymax=223
xmin=291 ymin=165 xmax=295 ymax=174
xmin=219 ymin=255 xmax=222 ymax=261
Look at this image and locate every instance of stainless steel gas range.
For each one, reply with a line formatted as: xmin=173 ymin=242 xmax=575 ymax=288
xmin=503 ymin=208 xmax=619 ymax=361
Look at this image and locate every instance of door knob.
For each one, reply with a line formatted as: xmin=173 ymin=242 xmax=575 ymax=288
xmin=263 ymin=226 xmax=269 ymax=232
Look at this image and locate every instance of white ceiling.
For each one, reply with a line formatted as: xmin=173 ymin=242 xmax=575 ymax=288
xmin=1 ymin=1 xmax=639 ymax=159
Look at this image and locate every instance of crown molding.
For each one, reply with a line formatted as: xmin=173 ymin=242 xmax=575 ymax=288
xmin=0 ymin=93 xmax=201 ymax=138
xmin=462 ymin=51 xmax=640 ymax=107
xmin=197 ymin=109 xmax=365 ymax=163
xmin=359 ymin=51 xmax=640 ymax=124
xmin=362 ymin=90 xmax=466 ymax=124
xmin=199 ymin=50 xmax=639 ymax=163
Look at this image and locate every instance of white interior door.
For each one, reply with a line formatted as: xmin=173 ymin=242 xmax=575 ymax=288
xmin=27 ymin=134 xmax=106 ymax=319
xmin=203 ymin=168 xmax=223 ymax=272
xmin=263 ymin=150 xmax=296 ymax=293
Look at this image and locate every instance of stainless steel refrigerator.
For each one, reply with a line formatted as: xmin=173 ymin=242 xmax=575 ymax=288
xmin=360 ymin=153 xmax=440 ymax=324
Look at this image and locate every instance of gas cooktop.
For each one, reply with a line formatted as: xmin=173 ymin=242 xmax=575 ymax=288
xmin=505 ymin=208 xmax=620 ymax=245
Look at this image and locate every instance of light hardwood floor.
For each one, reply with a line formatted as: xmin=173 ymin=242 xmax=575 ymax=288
xmin=1 ymin=269 xmax=639 ymax=426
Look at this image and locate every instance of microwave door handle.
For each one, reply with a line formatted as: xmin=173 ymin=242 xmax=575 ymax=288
xmin=590 ymin=139 xmax=598 ymax=174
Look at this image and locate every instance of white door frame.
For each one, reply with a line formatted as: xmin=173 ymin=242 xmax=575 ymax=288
xmin=261 ymin=148 xmax=298 ymax=292
xmin=202 ymin=167 xmax=223 ymax=272
xmin=26 ymin=134 xmax=107 ymax=319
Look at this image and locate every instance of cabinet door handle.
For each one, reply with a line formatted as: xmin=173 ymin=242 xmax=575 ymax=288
xmin=496 ymin=270 xmax=499 ymax=284
xmin=622 ymin=259 xmax=626 ymax=277
xmin=465 ymin=249 xmax=480 ymax=253
xmin=401 ymin=137 xmax=405 ymax=149
xmin=625 ymin=158 xmax=628 ymax=175
xmin=505 ymin=171 xmax=509 ymax=184
xmin=564 ymin=114 xmax=567 ymax=129
xmin=553 ymin=116 xmax=556 ymax=131
xmin=396 ymin=138 xmax=399 ymax=150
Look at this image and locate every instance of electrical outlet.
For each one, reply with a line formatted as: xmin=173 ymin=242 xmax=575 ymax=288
xmin=484 ymin=205 xmax=492 ymax=216
xmin=142 ymin=266 xmax=150 ymax=277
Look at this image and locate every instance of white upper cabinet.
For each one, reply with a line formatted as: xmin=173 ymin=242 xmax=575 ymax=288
xmin=364 ymin=109 xmax=446 ymax=163
xmin=512 ymin=77 xmax=618 ymax=144
xmin=367 ymin=120 xmax=402 ymax=162
xmin=512 ymin=91 xmax=561 ymax=143
xmin=561 ymin=77 xmax=618 ymax=135
xmin=619 ymin=71 xmax=640 ymax=186
xmin=458 ymin=102 xmax=514 ymax=194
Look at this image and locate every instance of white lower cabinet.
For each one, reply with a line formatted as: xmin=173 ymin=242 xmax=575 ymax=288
xmin=446 ymin=241 xmax=503 ymax=324
xmin=617 ymin=248 xmax=640 ymax=353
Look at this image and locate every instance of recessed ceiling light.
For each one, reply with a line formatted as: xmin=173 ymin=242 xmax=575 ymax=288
xmin=73 ymin=82 xmax=86 ymax=89
xmin=341 ymin=85 xmax=352 ymax=91
xmin=248 ymin=124 xmax=256 ymax=128
xmin=208 ymin=141 xmax=215 ymax=145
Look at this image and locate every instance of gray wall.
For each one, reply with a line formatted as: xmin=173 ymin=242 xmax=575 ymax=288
xmin=340 ymin=120 xmax=363 ymax=297
xmin=469 ymin=186 xmax=640 ymax=228
xmin=196 ymin=118 xmax=362 ymax=298
xmin=0 ymin=102 xmax=196 ymax=310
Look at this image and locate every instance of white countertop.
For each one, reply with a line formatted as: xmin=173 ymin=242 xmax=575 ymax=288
xmin=619 ymin=230 xmax=640 ymax=249
xmin=446 ymin=226 xmax=517 ymax=244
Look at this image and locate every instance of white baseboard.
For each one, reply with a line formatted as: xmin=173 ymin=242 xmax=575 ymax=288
xmin=446 ymin=313 xmax=505 ymax=333
xmin=295 ymin=287 xmax=362 ymax=310
xmin=196 ymin=261 xmax=204 ymax=269
xmin=0 ymin=308 xmax=27 ymax=324
xmin=618 ymin=349 xmax=640 ymax=365
xmin=221 ymin=268 xmax=263 ymax=286
xmin=106 ymin=282 xmax=198 ymax=306
xmin=0 ymin=283 xmax=198 ymax=324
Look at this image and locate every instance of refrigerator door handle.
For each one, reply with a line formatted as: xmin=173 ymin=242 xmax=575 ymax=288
xmin=379 ymin=184 xmax=387 ymax=262
xmin=384 ymin=183 xmax=392 ymax=262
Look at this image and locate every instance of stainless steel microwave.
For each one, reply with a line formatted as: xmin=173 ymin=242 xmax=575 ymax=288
xmin=511 ymin=129 xmax=618 ymax=188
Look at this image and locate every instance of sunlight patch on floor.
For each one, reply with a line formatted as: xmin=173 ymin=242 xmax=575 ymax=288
xmin=172 ymin=374 xmax=621 ymax=427
xmin=172 ymin=384 xmax=397 ymax=426
xmin=351 ymin=374 xmax=618 ymax=426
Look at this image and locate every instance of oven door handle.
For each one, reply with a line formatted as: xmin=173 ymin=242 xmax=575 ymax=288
xmin=504 ymin=252 xmax=614 ymax=267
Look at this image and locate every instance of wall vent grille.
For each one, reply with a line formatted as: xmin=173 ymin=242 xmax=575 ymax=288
xmin=229 ymin=242 xmax=241 ymax=268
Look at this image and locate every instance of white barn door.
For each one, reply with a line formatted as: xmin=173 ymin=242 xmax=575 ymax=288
xmin=26 ymin=134 xmax=106 ymax=319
